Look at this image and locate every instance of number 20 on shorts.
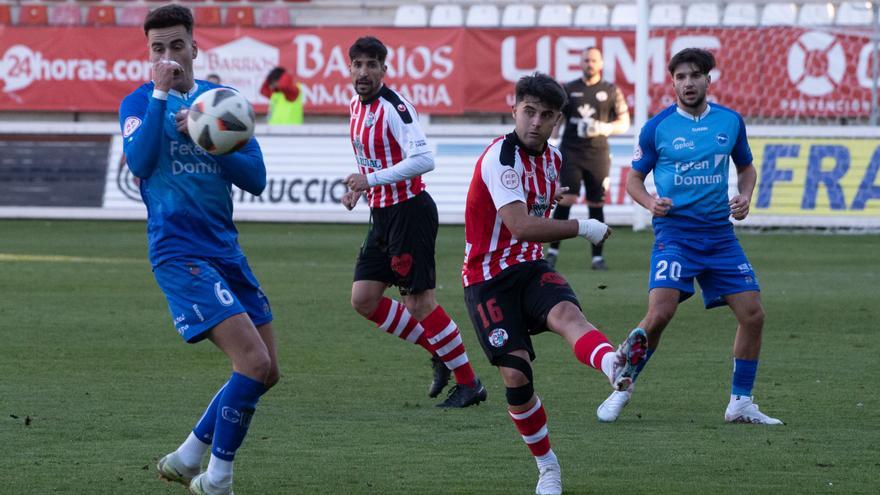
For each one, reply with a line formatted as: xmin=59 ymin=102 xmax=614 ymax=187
xmin=655 ymin=260 xmax=682 ymax=281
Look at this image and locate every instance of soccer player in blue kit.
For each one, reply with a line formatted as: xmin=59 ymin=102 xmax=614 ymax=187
xmin=596 ymin=48 xmax=783 ymax=425
xmin=119 ymin=5 xmax=280 ymax=494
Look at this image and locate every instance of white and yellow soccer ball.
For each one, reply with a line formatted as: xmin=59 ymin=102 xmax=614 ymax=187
xmin=186 ymin=88 xmax=256 ymax=155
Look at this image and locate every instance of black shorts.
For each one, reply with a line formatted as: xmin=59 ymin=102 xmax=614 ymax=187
xmin=559 ymin=148 xmax=611 ymax=203
xmin=354 ymin=191 xmax=438 ymax=296
xmin=463 ymin=260 xmax=580 ymax=365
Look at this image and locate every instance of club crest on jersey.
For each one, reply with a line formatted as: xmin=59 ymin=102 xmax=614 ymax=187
xmin=365 ymin=112 xmax=376 ymax=127
xmin=633 ymin=144 xmax=643 ymax=161
xmin=596 ymin=90 xmax=608 ymax=102
xmin=501 ymin=169 xmax=520 ymax=189
xmin=123 ymin=117 xmax=142 ymax=138
xmin=545 ymin=162 xmax=557 ymax=182
xmin=531 ymin=194 xmax=549 ymax=217
xmin=716 ymin=133 xmax=729 ymax=145
xmin=488 ymin=328 xmax=508 ymax=348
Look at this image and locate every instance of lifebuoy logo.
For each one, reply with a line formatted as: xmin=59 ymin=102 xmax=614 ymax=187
xmin=787 ymin=31 xmax=845 ymax=97
xmin=1 ymin=44 xmax=151 ymax=93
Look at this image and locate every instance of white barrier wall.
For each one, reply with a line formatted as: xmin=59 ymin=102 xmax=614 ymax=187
xmin=1 ymin=123 xmax=879 ymax=229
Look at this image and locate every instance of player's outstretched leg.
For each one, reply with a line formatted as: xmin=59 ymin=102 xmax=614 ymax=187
xmin=365 ymin=297 xmax=435 ymax=353
xmin=420 ymin=305 xmax=487 ymax=408
xmin=158 ymin=382 xmax=228 ymax=485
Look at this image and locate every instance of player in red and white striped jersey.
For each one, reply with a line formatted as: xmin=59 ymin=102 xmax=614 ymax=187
xmin=341 ymin=36 xmax=486 ymax=409
xmin=461 ymin=73 xmax=647 ymax=495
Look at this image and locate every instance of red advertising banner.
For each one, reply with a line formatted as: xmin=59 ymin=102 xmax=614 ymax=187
xmin=0 ymin=26 xmax=873 ymax=118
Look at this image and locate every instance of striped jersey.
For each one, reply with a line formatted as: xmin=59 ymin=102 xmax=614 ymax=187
xmin=462 ymin=132 xmax=562 ymax=287
xmin=349 ymin=86 xmax=429 ymax=208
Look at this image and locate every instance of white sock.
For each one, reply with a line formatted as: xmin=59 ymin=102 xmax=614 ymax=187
xmin=207 ymin=454 xmax=233 ymax=487
xmin=176 ymin=432 xmax=209 ymax=469
xmin=536 ymin=449 xmax=559 ymax=470
xmin=592 ymin=255 xmax=604 ymax=262
xmin=600 ymin=351 xmax=617 ymax=382
xmin=547 ymin=248 xmax=559 ymax=256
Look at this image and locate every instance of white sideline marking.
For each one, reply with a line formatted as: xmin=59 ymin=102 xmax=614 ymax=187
xmin=0 ymin=253 xmax=144 ymax=264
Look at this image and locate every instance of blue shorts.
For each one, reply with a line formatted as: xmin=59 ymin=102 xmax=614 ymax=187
xmin=648 ymin=232 xmax=760 ymax=309
xmin=153 ymin=256 xmax=273 ymax=343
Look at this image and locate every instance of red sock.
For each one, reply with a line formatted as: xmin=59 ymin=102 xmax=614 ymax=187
xmin=573 ymin=330 xmax=614 ymax=370
xmin=509 ymin=397 xmax=551 ymax=457
xmin=420 ymin=306 xmax=476 ymax=386
xmin=367 ymin=297 xmax=432 ymax=353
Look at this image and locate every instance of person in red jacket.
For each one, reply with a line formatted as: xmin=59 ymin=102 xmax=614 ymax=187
xmin=260 ymin=67 xmax=302 ymax=125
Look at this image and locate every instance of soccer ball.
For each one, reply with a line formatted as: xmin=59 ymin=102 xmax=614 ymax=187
xmin=187 ymin=88 xmax=256 ymax=155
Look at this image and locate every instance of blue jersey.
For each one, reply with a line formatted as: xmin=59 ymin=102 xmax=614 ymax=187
xmin=119 ymin=81 xmax=266 ymax=267
xmin=632 ymin=103 xmax=753 ymax=235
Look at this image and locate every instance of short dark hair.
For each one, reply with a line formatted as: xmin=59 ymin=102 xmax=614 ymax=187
xmin=667 ymin=48 xmax=715 ymax=76
xmin=515 ymin=73 xmax=567 ymax=111
xmin=349 ymin=37 xmax=388 ymax=64
xmin=265 ymin=67 xmax=286 ymax=86
xmin=143 ymin=4 xmax=194 ymax=36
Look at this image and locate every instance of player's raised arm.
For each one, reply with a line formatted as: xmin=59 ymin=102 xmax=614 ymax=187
xmin=215 ymin=139 xmax=267 ymax=196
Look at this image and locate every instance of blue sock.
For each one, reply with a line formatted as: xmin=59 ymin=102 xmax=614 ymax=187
xmin=212 ymin=372 xmax=267 ymax=461
xmin=731 ymin=358 xmax=758 ymax=397
xmin=633 ymin=348 xmax=654 ymax=383
xmin=192 ymin=381 xmax=228 ymax=444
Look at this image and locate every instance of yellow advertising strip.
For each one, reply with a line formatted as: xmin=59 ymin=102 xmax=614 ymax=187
xmin=750 ymin=138 xmax=880 ymax=217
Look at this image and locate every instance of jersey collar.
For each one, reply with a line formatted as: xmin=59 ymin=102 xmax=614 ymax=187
xmin=507 ymin=131 xmax=546 ymax=157
xmin=675 ymin=103 xmax=711 ymax=122
xmin=169 ymin=83 xmax=199 ymax=101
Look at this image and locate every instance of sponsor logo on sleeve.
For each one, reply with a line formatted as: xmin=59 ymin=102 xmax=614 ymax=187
xmin=397 ymin=103 xmax=407 ymax=113
xmin=123 ymin=117 xmax=141 ymax=137
xmin=633 ymin=144 xmax=643 ymax=161
xmin=501 ymin=169 xmax=520 ymax=189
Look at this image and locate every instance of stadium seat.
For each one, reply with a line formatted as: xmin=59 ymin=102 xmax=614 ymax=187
xmin=429 ymin=5 xmax=463 ymax=27
xmin=194 ymin=6 xmax=222 ymax=27
xmin=117 ymin=6 xmax=148 ymax=26
xmin=609 ymin=4 xmax=638 ymax=27
xmin=650 ymin=4 xmax=683 ymax=26
xmin=685 ymin=3 xmax=720 ymax=26
xmin=501 ymin=4 xmax=536 ymax=27
xmin=226 ymin=7 xmax=255 ymax=27
xmin=0 ymin=5 xmax=10 ymax=26
xmin=465 ymin=4 xmax=500 ymax=27
xmin=836 ymin=2 xmax=872 ymax=25
xmin=18 ymin=5 xmax=49 ymax=26
xmin=760 ymin=3 xmax=797 ymax=25
xmin=49 ymin=5 xmax=82 ymax=26
xmin=393 ymin=5 xmax=428 ymax=27
xmin=722 ymin=3 xmax=758 ymax=26
xmin=537 ymin=4 xmax=572 ymax=27
xmin=86 ymin=5 xmax=115 ymax=26
xmin=573 ymin=4 xmax=609 ymax=27
xmin=257 ymin=7 xmax=290 ymax=27
xmin=798 ymin=3 xmax=834 ymax=26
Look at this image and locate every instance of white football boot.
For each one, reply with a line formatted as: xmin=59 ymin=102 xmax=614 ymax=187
xmin=724 ymin=395 xmax=784 ymax=425
xmin=535 ymin=463 xmax=563 ymax=495
xmin=189 ymin=473 xmax=234 ymax=495
xmin=597 ymin=388 xmax=633 ymax=423
xmin=157 ymin=451 xmax=200 ymax=486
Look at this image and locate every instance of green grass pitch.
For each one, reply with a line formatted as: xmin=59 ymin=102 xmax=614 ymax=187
xmin=1 ymin=220 xmax=877 ymax=494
